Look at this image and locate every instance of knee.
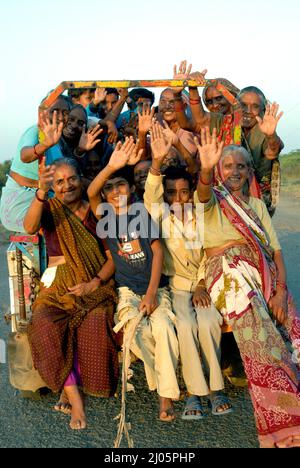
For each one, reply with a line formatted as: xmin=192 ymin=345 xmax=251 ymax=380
xmin=151 ymin=315 xmax=176 ymax=339
xmin=196 ymin=306 xmax=222 ymax=333
xmin=136 ymin=322 xmax=153 ymax=342
xmin=175 ymin=315 xmax=198 ymax=336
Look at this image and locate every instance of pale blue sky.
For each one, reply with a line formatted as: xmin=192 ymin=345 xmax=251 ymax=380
xmin=0 ymin=0 xmax=299 ymax=161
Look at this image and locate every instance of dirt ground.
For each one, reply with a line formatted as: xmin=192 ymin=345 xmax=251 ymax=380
xmin=0 ymin=192 xmax=299 ymax=448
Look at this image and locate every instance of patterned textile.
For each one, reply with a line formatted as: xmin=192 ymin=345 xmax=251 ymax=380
xmin=213 ymin=187 xmax=274 ymax=302
xmin=269 ymin=160 xmax=281 ymax=217
xmin=205 ymin=188 xmax=300 ymax=448
xmin=242 ymin=134 xmax=281 ymax=216
xmin=205 ymin=80 xmax=262 ymax=200
xmin=28 ymin=198 xmax=119 ymax=396
xmin=204 ymin=79 xmax=242 ymax=146
xmin=203 ymin=78 xmax=240 ymax=105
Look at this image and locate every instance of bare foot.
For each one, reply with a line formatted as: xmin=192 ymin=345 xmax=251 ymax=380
xmin=159 ymin=396 xmax=175 ymax=422
xmin=64 ymin=385 xmax=87 ymax=430
xmin=54 ymin=390 xmax=72 ymax=415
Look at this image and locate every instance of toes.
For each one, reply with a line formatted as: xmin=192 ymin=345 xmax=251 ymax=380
xmin=61 ymin=403 xmax=72 ymax=415
xmin=159 ymin=408 xmax=175 ymax=422
xmin=70 ymin=419 xmax=87 ymax=430
xmin=217 ymin=404 xmax=232 ymax=413
xmin=54 ymin=402 xmax=72 ymax=414
xmin=186 ymin=410 xmax=201 ymax=416
xmin=159 ymin=411 xmax=174 ymax=422
xmin=54 ymin=403 xmax=63 ymax=412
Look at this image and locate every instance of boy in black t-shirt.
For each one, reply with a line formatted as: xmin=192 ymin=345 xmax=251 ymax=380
xmin=88 ymin=138 xmax=179 ymax=422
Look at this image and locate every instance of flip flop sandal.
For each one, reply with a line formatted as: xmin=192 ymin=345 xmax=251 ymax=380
xmin=208 ymin=394 xmax=233 ymax=416
xmin=182 ymin=395 xmax=204 ymax=420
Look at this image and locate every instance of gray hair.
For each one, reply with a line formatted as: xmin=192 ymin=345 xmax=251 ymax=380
xmin=53 ymin=157 xmax=82 ymax=177
xmin=221 ymin=145 xmax=252 ymax=167
xmin=238 ymin=86 xmax=267 ymax=113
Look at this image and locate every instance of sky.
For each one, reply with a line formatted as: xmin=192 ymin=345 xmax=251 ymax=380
xmin=0 ymin=0 xmax=299 ymax=161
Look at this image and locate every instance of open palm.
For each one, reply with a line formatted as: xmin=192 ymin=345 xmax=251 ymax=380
xmin=256 ymin=102 xmax=283 ymax=136
xmin=79 ymin=125 xmax=103 ymax=152
xmin=194 ymin=128 xmax=224 ymax=171
xmin=173 ymin=60 xmax=192 ymax=93
xmin=40 ymin=111 xmax=63 ymax=148
xmin=108 ymin=138 xmax=142 ymax=170
xmin=150 ymin=122 xmax=173 ymax=162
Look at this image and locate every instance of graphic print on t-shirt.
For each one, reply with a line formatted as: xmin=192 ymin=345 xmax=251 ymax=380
xmin=117 ymin=231 xmax=146 ymax=267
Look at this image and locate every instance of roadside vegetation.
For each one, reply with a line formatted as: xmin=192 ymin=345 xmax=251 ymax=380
xmin=280 ymin=149 xmax=300 ymax=197
xmin=0 ymin=160 xmax=11 ymax=243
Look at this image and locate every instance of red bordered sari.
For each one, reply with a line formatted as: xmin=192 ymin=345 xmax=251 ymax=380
xmin=205 ymin=187 xmax=300 ymax=448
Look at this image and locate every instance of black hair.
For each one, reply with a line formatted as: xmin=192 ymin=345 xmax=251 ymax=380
xmin=106 ymin=166 xmax=135 ymax=187
xmin=67 ymin=87 xmax=96 ymax=99
xmin=40 ymin=92 xmax=73 ymax=110
xmin=69 ymin=104 xmax=88 ymax=119
xmin=238 ymin=86 xmax=267 ymax=112
xmin=128 ymin=88 xmax=155 ymax=106
xmin=162 ymin=166 xmax=194 ymax=191
xmin=52 ymin=157 xmax=82 ymax=177
xmin=106 ymin=88 xmax=119 ymax=96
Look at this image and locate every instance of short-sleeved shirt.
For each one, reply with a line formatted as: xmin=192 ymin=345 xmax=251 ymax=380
xmin=98 ymin=202 xmax=167 ymax=295
xmin=10 ymin=125 xmax=63 ymax=180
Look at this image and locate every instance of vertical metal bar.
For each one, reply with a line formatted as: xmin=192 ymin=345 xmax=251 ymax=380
xmin=16 ymin=248 xmax=26 ymax=321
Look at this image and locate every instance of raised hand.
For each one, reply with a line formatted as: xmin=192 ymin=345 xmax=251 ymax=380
xmin=93 ymin=88 xmax=107 ymax=106
xmin=161 ymin=120 xmax=179 ymax=146
xmin=194 ymin=127 xmax=224 ymax=171
xmin=78 ymin=125 xmax=103 ymax=152
xmin=127 ymin=139 xmax=143 ymax=166
xmin=108 ymin=137 xmax=142 ymax=171
xmin=150 ymin=121 xmax=173 ymax=163
xmin=256 ymin=102 xmax=283 ymax=136
xmin=189 ymin=70 xmax=208 ymax=87
xmin=117 ymin=88 xmax=129 ymax=100
xmin=40 ymin=110 xmax=64 ymax=149
xmin=173 ymin=60 xmax=193 ymax=93
xmin=38 ymin=157 xmax=56 ymax=192
xmin=138 ymin=103 xmax=155 ymax=134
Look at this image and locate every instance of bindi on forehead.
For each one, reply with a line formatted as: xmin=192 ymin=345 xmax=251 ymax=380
xmin=55 ymin=168 xmax=76 ymax=179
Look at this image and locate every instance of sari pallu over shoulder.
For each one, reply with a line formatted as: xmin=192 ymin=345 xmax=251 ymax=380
xmin=33 ymin=197 xmax=117 ymax=313
xmin=204 ymin=188 xmax=300 ymax=448
xmin=28 ymin=199 xmax=118 ymax=395
xmin=213 ymin=187 xmax=274 ymax=304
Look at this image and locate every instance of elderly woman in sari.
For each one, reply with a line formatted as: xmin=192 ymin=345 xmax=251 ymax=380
xmin=194 ymin=127 xmax=300 ymax=448
xmin=23 ymin=157 xmax=119 ymax=430
xmin=202 ymin=78 xmax=240 ymax=116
